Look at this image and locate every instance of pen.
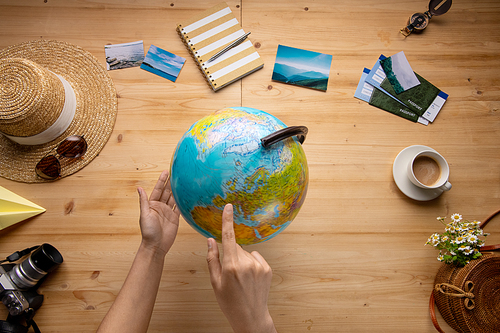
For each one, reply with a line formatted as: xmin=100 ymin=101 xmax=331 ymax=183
xmin=207 ymin=31 xmax=251 ymax=63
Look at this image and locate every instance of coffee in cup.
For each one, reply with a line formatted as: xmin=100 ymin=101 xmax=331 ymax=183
xmin=407 ymin=150 xmax=452 ymax=191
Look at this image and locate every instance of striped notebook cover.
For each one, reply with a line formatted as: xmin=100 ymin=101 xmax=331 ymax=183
xmin=176 ymin=2 xmax=264 ymax=91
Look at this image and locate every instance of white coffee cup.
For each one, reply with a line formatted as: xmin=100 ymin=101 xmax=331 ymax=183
xmin=407 ymin=150 xmax=452 ymax=191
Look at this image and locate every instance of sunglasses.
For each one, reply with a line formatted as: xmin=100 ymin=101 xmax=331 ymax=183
xmin=35 ymin=135 xmax=88 ymax=180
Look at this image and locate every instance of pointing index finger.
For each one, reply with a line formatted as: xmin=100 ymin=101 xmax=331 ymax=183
xmin=221 ymin=204 xmax=238 ymax=260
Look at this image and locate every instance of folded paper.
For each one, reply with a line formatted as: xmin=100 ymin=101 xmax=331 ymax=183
xmin=0 ymin=186 xmax=45 ymax=230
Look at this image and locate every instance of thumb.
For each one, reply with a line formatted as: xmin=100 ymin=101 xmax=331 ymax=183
xmin=206 ymin=238 xmax=221 ymax=288
xmin=137 ymin=187 xmax=150 ymax=215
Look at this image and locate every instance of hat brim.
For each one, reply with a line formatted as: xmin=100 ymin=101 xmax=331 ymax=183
xmin=0 ymin=40 xmax=118 ymax=183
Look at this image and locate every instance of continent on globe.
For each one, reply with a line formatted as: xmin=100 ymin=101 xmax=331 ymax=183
xmin=170 ymin=107 xmax=308 ymax=245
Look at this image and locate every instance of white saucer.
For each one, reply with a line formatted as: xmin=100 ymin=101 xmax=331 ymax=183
xmin=393 ymin=145 xmax=444 ymax=201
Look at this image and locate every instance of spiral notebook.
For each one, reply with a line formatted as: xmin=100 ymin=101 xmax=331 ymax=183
xmin=176 ymin=2 xmax=264 ymax=91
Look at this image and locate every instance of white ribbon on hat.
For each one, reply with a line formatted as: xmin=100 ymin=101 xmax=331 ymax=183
xmin=2 ymin=74 xmax=77 ymax=146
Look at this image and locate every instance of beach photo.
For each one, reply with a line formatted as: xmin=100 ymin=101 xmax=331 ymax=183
xmin=104 ymin=40 xmax=145 ymax=70
xmin=272 ymin=45 xmax=332 ymax=91
xmin=140 ymin=45 xmax=185 ymax=82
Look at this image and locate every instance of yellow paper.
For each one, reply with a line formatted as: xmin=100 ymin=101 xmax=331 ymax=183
xmin=0 ymin=186 xmax=45 ymax=230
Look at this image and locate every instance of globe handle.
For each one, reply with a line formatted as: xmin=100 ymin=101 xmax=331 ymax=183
xmin=260 ymin=126 xmax=308 ymax=148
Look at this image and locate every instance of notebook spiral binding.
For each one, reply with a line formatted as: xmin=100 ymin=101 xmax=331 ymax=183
xmin=176 ymin=25 xmax=214 ymax=90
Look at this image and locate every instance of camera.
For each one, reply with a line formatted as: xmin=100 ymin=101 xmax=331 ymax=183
xmin=0 ymin=244 xmax=63 ymax=333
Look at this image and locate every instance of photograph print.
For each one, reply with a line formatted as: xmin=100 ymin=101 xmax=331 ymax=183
xmin=105 ymin=40 xmax=145 ymax=70
xmin=272 ymin=45 xmax=332 ymax=91
xmin=140 ymin=45 xmax=186 ymax=82
xmin=380 ymin=51 xmax=420 ymax=94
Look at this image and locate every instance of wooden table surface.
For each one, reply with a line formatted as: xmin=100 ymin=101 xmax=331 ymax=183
xmin=1 ymin=0 xmax=499 ymax=332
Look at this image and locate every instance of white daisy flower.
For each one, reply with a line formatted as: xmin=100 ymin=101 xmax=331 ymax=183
xmin=464 ymin=248 xmax=474 ymax=255
xmin=455 ymin=236 xmax=466 ymax=244
xmin=467 ymin=235 xmax=478 ymax=243
xmin=451 ymin=213 xmax=462 ymax=222
xmin=428 ymin=234 xmax=440 ymax=246
xmin=437 ymin=254 xmax=444 ymax=261
xmin=457 ymin=244 xmax=470 ymax=252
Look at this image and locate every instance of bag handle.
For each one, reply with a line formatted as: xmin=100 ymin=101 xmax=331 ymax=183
xmin=479 ymin=208 xmax=500 ymax=251
xmin=429 ymin=208 xmax=500 ymax=332
xmin=429 ymin=292 xmax=446 ymax=333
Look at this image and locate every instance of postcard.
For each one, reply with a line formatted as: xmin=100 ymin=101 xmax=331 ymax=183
xmin=140 ymin=45 xmax=185 ymax=82
xmin=380 ymin=51 xmax=420 ymax=94
xmin=105 ymin=41 xmax=145 ymax=70
xmin=272 ymin=45 xmax=332 ymax=91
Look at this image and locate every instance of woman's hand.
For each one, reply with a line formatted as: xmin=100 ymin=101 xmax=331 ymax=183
xmin=97 ymin=170 xmax=181 ymax=333
xmin=206 ymin=204 xmax=277 ymax=333
xmin=137 ymin=170 xmax=180 ymax=256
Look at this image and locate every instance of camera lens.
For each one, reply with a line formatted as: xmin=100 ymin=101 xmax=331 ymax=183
xmin=30 ymin=243 xmax=63 ymax=273
xmin=7 ymin=244 xmax=63 ymax=289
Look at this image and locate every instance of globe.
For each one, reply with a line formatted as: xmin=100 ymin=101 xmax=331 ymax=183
xmin=170 ymin=107 xmax=308 ymax=245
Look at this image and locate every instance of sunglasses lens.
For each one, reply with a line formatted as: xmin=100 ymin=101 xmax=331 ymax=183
xmin=35 ymin=155 xmax=61 ymax=180
xmin=57 ymin=135 xmax=88 ymax=158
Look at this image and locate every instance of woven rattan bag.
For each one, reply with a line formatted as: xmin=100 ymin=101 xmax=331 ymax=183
xmin=429 ymin=209 xmax=500 ymax=333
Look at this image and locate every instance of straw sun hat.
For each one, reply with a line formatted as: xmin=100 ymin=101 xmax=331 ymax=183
xmin=0 ymin=40 xmax=118 ymax=183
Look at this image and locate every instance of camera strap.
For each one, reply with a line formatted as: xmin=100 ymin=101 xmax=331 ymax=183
xmin=0 ymin=308 xmax=41 ymax=333
xmin=0 ymin=246 xmax=40 ymax=264
xmin=0 ymin=320 xmax=28 ymax=333
xmin=0 ymin=320 xmax=40 ymax=333
xmin=26 ymin=319 xmax=41 ymax=333
xmin=0 ymin=311 xmax=42 ymax=333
